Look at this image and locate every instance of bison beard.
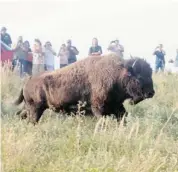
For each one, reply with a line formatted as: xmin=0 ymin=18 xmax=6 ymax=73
xmin=14 ymin=54 xmax=154 ymax=125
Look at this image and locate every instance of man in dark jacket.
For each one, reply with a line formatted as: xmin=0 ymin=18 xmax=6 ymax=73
xmin=1 ymin=27 xmax=12 ymax=47
xmin=66 ymin=39 xmax=79 ymax=64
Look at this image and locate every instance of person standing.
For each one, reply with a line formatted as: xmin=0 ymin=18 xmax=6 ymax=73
xmin=44 ymin=41 xmax=56 ymax=71
xmin=108 ymin=40 xmax=117 ymax=53
xmin=32 ymin=39 xmax=45 ymax=76
xmin=66 ymin=39 xmax=79 ymax=64
xmin=13 ymin=36 xmax=26 ymax=77
xmin=1 ymin=27 xmax=12 ymax=47
xmin=58 ymin=44 xmax=69 ymax=68
xmin=108 ymin=39 xmax=124 ymax=58
xmin=175 ymin=49 xmax=178 ymax=67
xmin=115 ymin=39 xmax=124 ymax=58
xmin=23 ymin=41 xmax=32 ymax=75
xmin=153 ymin=44 xmax=166 ymax=73
xmin=88 ymin=38 xmax=102 ymax=56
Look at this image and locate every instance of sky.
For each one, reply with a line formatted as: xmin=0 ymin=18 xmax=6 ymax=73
xmin=0 ymin=0 xmax=178 ymax=64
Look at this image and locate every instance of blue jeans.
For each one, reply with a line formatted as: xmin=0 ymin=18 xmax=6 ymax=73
xmin=68 ymin=58 xmax=76 ymax=64
xmin=12 ymin=59 xmax=17 ymax=71
xmin=60 ymin=64 xmax=67 ymax=68
xmin=155 ymin=60 xmax=165 ymax=73
xmin=19 ymin=59 xmax=26 ymax=77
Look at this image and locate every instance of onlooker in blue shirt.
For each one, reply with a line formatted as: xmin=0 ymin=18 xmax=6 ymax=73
xmin=88 ymin=38 xmax=102 ymax=56
xmin=153 ymin=44 xmax=166 ymax=73
xmin=1 ymin=27 xmax=12 ymax=47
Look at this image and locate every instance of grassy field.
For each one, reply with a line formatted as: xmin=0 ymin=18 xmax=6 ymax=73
xmin=1 ymin=65 xmax=178 ymax=172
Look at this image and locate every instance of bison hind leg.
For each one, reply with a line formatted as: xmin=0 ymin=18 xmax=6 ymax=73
xmin=15 ymin=109 xmax=23 ymax=116
xmin=15 ymin=109 xmax=28 ymax=120
xmin=20 ymin=110 xmax=28 ymax=119
xmin=28 ymin=104 xmax=46 ymax=125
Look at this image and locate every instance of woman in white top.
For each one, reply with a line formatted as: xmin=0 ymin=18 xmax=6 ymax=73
xmin=32 ymin=39 xmax=45 ymax=76
xmin=58 ymin=44 xmax=69 ymax=68
xmin=44 ymin=41 xmax=56 ymax=71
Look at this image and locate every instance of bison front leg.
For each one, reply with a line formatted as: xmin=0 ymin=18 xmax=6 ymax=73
xmin=91 ymin=106 xmax=104 ymax=118
xmin=91 ymin=95 xmax=105 ymax=118
xmin=116 ymin=104 xmax=128 ymax=125
xmin=107 ymin=103 xmax=127 ymax=124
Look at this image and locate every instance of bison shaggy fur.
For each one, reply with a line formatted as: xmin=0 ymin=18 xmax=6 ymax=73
xmin=15 ymin=54 xmax=155 ymax=124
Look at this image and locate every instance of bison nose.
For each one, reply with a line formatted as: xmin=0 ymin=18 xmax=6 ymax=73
xmin=147 ymin=91 xmax=155 ymax=98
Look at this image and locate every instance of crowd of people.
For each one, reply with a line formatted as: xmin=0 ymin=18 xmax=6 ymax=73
xmin=1 ymin=26 xmax=178 ymax=77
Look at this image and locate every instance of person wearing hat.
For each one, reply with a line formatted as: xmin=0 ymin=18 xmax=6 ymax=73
xmin=66 ymin=39 xmax=79 ymax=64
xmin=1 ymin=27 xmax=12 ymax=47
xmin=58 ymin=43 xmax=69 ymax=68
xmin=44 ymin=41 xmax=56 ymax=71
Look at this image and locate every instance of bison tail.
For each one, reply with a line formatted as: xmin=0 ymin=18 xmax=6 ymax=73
xmin=14 ymin=89 xmax=24 ymax=106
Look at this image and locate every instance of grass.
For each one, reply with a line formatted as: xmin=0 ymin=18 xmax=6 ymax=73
xmin=1 ymin=64 xmax=178 ymax=172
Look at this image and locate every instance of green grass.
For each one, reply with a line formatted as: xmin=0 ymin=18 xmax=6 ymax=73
xmin=1 ymin=65 xmax=178 ymax=172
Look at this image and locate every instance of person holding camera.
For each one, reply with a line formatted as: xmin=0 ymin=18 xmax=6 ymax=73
xmin=13 ymin=36 xmax=28 ymax=77
xmin=32 ymin=39 xmax=45 ymax=76
xmin=58 ymin=44 xmax=69 ymax=68
xmin=153 ymin=44 xmax=166 ymax=73
xmin=108 ymin=39 xmax=124 ymax=59
xmin=66 ymin=39 xmax=79 ymax=64
xmin=44 ymin=41 xmax=56 ymax=71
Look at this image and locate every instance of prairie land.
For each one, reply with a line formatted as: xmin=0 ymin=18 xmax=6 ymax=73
xmin=1 ymin=65 xmax=178 ymax=172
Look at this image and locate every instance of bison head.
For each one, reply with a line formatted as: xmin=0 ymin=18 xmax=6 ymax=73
xmin=123 ymin=57 xmax=155 ymax=105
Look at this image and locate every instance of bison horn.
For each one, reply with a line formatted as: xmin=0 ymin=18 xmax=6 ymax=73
xmin=132 ymin=59 xmax=138 ymax=68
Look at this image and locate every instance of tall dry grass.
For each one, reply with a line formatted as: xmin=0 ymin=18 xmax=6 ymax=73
xmin=1 ymin=64 xmax=178 ymax=172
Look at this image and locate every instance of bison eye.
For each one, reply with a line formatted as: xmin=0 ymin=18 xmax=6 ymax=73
xmin=137 ymin=74 xmax=142 ymax=78
xmin=137 ymin=75 xmax=142 ymax=81
xmin=137 ymin=75 xmax=144 ymax=84
xmin=127 ymin=72 xmax=132 ymax=76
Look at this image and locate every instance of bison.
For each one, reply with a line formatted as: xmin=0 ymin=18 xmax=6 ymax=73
xmin=14 ymin=54 xmax=155 ymax=124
